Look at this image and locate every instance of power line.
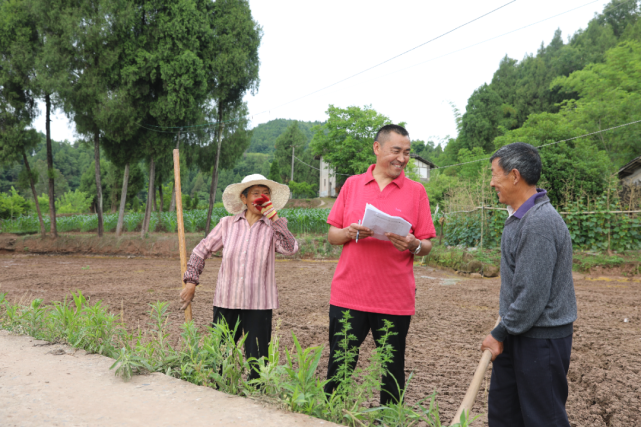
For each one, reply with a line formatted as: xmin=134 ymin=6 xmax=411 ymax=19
xmin=250 ymin=1 xmax=516 ymax=117
xmin=294 ymin=155 xmax=352 ymax=176
xmin=433 ymin=118 xmax=641 ymax=170
xmin=140 ymin=1 xmax=516 ymax=133
xmin=355 ymin=0 xmax=604 ymax=87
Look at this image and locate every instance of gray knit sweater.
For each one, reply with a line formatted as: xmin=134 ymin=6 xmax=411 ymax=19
xmin=491 ymin=195 xmax=577 ymax=341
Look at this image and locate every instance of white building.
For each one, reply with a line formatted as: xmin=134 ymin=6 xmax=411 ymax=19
xmin=318 ymin=157 xmax=336 ymax=197
xmin=410 ymin=154 xmax=436 ymax=183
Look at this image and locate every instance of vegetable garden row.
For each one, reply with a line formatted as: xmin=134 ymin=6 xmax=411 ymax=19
xmin=0 ymin=208 xmax=332 ymax=236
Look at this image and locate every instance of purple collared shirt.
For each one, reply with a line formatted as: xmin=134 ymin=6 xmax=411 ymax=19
xmin=508 ymin=189 xmax=547 ymax=219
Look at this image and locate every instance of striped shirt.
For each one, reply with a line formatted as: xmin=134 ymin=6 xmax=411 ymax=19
xmin=183 ymin=213 xmax=298 ymax=310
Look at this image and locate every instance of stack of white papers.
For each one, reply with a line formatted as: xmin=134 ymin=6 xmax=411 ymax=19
xmin=361 ymin=204 xmax=412 ymax=241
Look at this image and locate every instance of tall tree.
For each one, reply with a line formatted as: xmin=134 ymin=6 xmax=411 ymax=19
xmin=192 ymin=102 xmax=252 ymax=207
xmin=61 ymin=0 xmax=133 ymax=237
xmin=204 ymin=0 xmax=261 ymax=232
xmin=32 ymin=0 xmax=74 ymax=238
xmin=0 ymin=0 xmax=46 ymax=236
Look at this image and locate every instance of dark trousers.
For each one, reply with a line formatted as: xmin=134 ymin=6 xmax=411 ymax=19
xmin=212 ymin=306 xmax=272 ymax=381
xmin=488 ymin=334 xmax=573 ymax=427
xmin=324 ymin=305 xmax=411 ymax=405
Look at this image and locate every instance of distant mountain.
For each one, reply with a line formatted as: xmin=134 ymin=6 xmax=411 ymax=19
xmin=248 ymin=119 xmax=323 ymax=154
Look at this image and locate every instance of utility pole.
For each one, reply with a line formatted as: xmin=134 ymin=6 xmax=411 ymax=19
xmin=291 ymin=145 xmax=295 ymax=182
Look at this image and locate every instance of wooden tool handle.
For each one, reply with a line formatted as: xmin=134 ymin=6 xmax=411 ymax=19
xmin=173 ymin=149 xmax=192 ymax=322
xmin=450 ymin=316 xmax=501 ymax=425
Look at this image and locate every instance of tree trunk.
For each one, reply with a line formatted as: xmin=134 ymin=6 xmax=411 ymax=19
xmin=169 ymin=135 xmax=180 ymax=212
xmin=45 ymin=93 xmax=57 ymax=238
xmin=115 ymin=163 xmax=130 ymax=237
xmin=141 ymin=157 xmax=155 ymax=237
xmin=23 ymin=151 xmax=46 ymax=238
xmin=205 ymin=103 xmax=224 ymax=233
xmin=157 ymin=183 xmax=163 ymax=226
xmin=93 ymin=129 xmax=104 ymax=237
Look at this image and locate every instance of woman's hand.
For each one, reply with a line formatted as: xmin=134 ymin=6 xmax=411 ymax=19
xmin=253 ymin=195 xmax=278 ymax=220
xmin=180 ymin=282 xmax=196 ymax=310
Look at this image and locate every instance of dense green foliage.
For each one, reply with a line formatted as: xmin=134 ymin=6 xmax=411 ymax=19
xmin=310 ymin=105 xmax=401 ymax=181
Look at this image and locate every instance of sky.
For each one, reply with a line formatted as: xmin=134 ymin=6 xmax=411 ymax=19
xmin=33 ymin=0 xmax=612 ymax=146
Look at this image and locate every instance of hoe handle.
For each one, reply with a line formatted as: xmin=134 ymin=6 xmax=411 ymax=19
xmin=450 ymin=316 xmax=501 ymax=426
xmin=173 ymin=148 xmax=192 ymax=322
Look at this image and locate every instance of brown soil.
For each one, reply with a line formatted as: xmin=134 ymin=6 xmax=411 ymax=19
xmin=1 ymin=254 xmax=640 ymax=426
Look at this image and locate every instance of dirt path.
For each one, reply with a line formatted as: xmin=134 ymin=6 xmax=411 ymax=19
xmin=0 ymin=330 xmax=336 ymax=427
xmin=1 ymin=254 xmax=640 ymax=426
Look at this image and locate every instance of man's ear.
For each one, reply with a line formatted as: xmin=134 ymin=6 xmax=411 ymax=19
xmin=511 ymin=169 xmax=522 ymax=185
xmin=373 ymin=141 xmax=381 ymax=156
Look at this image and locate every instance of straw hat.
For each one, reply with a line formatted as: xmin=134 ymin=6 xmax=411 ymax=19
xmin=222 ymin=174 xmax=291 ymax=214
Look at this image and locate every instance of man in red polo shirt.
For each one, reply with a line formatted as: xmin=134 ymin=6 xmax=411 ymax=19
xmin=324 ymin=124 xmax=436 ymax=404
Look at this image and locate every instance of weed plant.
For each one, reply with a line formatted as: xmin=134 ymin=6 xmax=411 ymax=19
xmin=0 ymin=292 xmax=475 ymax=427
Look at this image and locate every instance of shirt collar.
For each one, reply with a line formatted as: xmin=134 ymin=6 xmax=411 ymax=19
xmin=363 ymin=164 xmax=405 ymax=189
xmin=233 ymin=211 xmax=270 ymax=225
xmin=508 ymin=189 xmax=547 ymax=219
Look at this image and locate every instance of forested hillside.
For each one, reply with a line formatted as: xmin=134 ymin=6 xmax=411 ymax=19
xmin=410 ymin=0 xmax=641 ymax=208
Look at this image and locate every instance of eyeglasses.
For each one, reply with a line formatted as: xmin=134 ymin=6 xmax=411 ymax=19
xmin=249 ymin=191 xmax=270 ymax=197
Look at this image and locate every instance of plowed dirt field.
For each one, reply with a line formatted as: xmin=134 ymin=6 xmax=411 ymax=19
xmin=1 ymin=253 xmax=640 ymax=426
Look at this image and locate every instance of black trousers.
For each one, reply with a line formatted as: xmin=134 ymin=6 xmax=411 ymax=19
xmin=212 ymin=306 xmax=272 ymax=381
xmin=324 ymin=304 xmax=411 ymax=405
xmin=488 ymin=333 xmax=573 ymax=427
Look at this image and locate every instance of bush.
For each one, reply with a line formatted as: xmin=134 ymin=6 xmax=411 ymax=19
xmin=55 ymin=190 xmax=93 ymax=214
xmin=0 ymin=187 xmax=27 ymax=219
xmin=289 ymin=181 xmax=318 ymax=199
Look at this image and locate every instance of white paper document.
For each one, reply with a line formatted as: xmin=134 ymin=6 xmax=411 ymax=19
xmin=361 ymin=204 xmax=412 ymax=241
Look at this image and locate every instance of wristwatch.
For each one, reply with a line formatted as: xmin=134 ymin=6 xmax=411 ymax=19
xmin=412 ymin=240 xmax=422 ymax=255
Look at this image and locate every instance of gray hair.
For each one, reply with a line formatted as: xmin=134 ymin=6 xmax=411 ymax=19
xmin=489 ymin=142 xmax=541 ymax=185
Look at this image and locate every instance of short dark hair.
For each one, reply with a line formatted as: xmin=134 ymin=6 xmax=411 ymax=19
xmin=375 ymin=124 xmax=409 ymax=145
xmin=489 ymin=142 xmax=541 ymax=185
xmin=241 ymin=184 xmax=270 ymax=198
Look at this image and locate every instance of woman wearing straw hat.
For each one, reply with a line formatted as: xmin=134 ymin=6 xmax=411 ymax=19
xmin=179 ymin=174 xmax=298 ymax=380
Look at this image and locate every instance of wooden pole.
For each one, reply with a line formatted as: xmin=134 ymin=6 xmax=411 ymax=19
xmin=450 ymin=317 xmax=501 ymax=426
xmin=173 ymin=147 xmax=192 ymax=322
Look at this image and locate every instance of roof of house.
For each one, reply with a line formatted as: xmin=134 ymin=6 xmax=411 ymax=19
xmin=618 ymin=155 xmax=641 ymax=179
xmin=410 ymin=153 xmax=437 ymax=169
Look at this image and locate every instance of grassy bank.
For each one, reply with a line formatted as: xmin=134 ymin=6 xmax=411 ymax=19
xmin=423 ymin=244 xmax=641 ymax=277
xmin=0 ymin=291 xmax=475 ymax=427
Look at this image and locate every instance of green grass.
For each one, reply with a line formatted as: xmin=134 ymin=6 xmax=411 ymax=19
xmin=572 ymin=251 xmax=641 ymax=274
xmin=0 ymin=291 xmax=476 ymax=427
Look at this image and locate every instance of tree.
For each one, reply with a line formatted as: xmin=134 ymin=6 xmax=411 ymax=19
xmin=203 ymin=0 xmax=261 ymax=232
xmin=115 ymin=0 xmax=222 ymax=237
xmin=192 ymin=102 xmax=253 ymax=206
xmin=274 ymin=121 xmax=307 ymax=182
xmin=310 ymin=105 xmax=395 ymax=179
xmin=60 ymin=0 xmax=132 ymax=237
xmin=32 ymin=0 xmax=75 ymax=238
xmin=268 ymin=161 xmax=281 ymax=183
xmin=459 ymin=84 xmax=506 ymax=153
xmin=551 ymin=40 xmax=641 ymax=167
xmin=494 ymin=112 xmax=612 ymax=206
xmin=0 ymin=0 xmax=46 ymax=236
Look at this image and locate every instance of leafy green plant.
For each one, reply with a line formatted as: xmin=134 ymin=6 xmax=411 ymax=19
xmin=0 ymin=293 xmax=477 ymax=427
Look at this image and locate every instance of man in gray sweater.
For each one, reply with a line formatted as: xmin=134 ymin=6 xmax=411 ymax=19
xmin=480 ymin=142 xmax=577 ymax=427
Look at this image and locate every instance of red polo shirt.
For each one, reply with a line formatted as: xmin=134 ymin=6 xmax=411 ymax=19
xmin=327 ymin=165 xmax=436 ymax=316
